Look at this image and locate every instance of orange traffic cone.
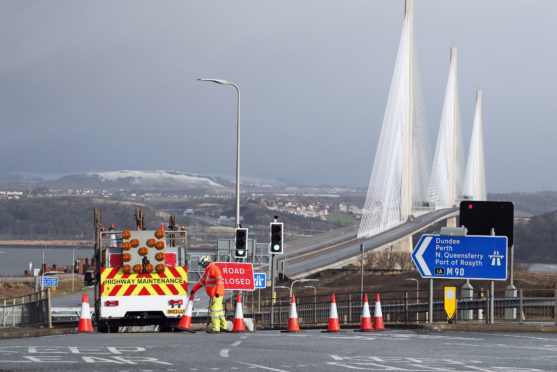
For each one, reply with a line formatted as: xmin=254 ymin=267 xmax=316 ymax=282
xmin=175 ymin=298 xmax=196 ymax=333
xmin=355 ymin=293 xmax=373 ymax=332
xmin=373 ymin=293 xmax=387 ymax=331
xmin=282 ymin=295 xmax=302 ymax=333
xmin=322 ymin=294 xmax=342 ymax=332
xmin=232 ymin=294 xmax=246 ymax=332
xmin=78 ymin=293 xmax=94 ymax=332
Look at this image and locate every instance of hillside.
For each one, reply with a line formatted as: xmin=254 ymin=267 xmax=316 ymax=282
xmin=490 ymin=191 xmax=557 ymax=215
xmin=1 ymin=188 xmax=557 ymax=263
xmin=0 ymin=197 xmax=160 ymax=240
xmin=514 ymin=211 xmax=557 ymax=262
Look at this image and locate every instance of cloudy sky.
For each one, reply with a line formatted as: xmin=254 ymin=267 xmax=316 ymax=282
xmin=1 ymin=1 xmax=556 ymax=193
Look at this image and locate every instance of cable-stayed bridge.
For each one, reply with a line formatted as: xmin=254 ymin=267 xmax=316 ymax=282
xmin=280 ymin=0 xmax=486 ymax=279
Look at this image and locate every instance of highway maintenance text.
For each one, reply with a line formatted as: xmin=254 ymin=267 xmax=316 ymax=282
xmin=105 ymin=278 xmax=184 ymax=285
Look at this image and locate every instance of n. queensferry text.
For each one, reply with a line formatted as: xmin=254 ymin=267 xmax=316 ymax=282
xmin=434 ymin=237 xmax=483 ymax=268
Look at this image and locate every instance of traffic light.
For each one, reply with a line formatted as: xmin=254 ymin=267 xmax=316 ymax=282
xmin=459 ymin=201 xmax=514 ymax=247
xmin=269 ymin=222 xmax=283 ymax=254
xmin=235 ymin=228 xmax=248 ymax=258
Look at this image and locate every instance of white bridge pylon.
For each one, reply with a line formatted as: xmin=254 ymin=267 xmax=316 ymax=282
xmin=427 ymin=47 xmax=464 ymax=209
xmin=358 ymin=0 xmax=486 ymax=240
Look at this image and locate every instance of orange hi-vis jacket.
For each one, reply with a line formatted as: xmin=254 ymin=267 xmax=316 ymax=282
xmin=191 ymin=262 xmax=225 ymax=297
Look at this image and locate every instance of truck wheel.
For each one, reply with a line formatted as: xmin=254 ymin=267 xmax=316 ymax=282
xmin=109 ymin=326 xmax=119 ymax=333
xmin=98 ymin=324 xmax=109 ymax=333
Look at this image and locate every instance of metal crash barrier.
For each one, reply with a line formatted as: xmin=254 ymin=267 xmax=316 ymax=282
xmin=0 ymin=289 xmax=52 ymax=328
xmin=249 ymin=289 xmax=557 ymax=328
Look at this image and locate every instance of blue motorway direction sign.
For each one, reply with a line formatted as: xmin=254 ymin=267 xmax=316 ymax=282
xmin=412 ymin=234 xmax=508 ymax=280
xmin=40 ymin=276 xmax=58 ymax=287
xmin=254 ymin=273 xmax=266 ymax=289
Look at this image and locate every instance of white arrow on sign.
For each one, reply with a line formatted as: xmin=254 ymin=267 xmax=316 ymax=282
xmin=414 ymin=236 xmax=432 ymax=276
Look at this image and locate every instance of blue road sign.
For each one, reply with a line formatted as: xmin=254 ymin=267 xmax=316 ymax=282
xmin=254 ymin=273 xmax=266 ymax=289
xmin=40 ymin=276 xmax=58 ymax=287
xmin=412 ymin=234 xmax=508 ymax=280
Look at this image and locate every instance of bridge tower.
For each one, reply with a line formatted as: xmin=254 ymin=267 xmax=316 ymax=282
xmin=400 ymin=0 xmax=413 ymax=221
xmin=463 ymin=89 xmax=487 ymax=201
xmin=427 ymin=47 xmax=464 ymax=211
xmin=358 ymin=0 xmax=431 ymax=240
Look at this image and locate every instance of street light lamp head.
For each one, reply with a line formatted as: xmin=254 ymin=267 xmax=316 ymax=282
xmin=198 ymin=78 xmax=230 ymax=85
xmin=299 ymin=278 xmax=319 ymax=283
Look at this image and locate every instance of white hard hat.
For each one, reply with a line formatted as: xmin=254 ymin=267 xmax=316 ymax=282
xmin=198 ymin=256 xmax=211 ymax=268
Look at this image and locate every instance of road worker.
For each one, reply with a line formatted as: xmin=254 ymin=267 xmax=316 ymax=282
xmin=190 ymin=256 xmax=227 ymax=333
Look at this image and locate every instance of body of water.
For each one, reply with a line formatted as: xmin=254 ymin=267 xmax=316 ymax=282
xmin=0 ymin=246 xmax=93 ymax=277
xmin=527 ymin=263 xmax=557 ymax=273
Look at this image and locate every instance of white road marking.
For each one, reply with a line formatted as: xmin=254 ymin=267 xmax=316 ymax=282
xmin=466 ymin=366 xmax=511 ymax=372
xmin=23 ymin=356 xmax=76 ymax=363
xmin=237 ymin=361 xmax=291 ymax=372
xmin=221 ymin=339 xmax=243 ymax=358
xmin=327 ymin=361 xmax=406 ymax=370
xmin=0 ymin=346 xmax=24 ymax=354
xmin=325 ymin=335 xmax=377 ymax=340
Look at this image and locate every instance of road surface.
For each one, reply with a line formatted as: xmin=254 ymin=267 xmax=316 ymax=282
xmin=1 ymin=329 xmax=555 ymax=371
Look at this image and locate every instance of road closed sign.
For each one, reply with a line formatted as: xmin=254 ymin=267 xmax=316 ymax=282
xmin=214 ymin=262 xmax=254 ymax=291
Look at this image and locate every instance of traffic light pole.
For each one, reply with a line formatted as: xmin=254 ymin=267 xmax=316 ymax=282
xmin=270 ymin=215 xmax=279 ymax=328
xmin=270 ymin=253 xmax=275 ymax=328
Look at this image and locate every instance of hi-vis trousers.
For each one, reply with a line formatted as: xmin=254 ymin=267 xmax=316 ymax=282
xmin=209 ymin=296 xmax=227 ymax=332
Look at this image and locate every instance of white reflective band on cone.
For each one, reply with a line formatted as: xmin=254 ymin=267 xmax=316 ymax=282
xmin=361 ymin=301 xmax=371 ymax=318
xmin=81 ymin=301 xmax=91 ymax=320
xmin=185 ymin=299 xmax=193 ymax=316
xmin=235 ymin=301 xmax=244 ymax=318
xmin=329 ymin=302 xmax=338 ymax=319
xmin=374 ymin=300 xmax=382 ymax=317
xmin=289 ymin=302 xmax=298 ymax=319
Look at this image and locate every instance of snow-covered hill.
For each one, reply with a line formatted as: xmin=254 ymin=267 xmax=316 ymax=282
xmin=53 ymin=170 xmax=225 ymax=191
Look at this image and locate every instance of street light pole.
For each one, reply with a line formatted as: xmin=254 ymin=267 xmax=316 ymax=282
xmin=290 ymin=278 xmax=319 ymax=298
xmin=406 ymin=278 xmax=419 ymax=322
xmin=198 ymin=78 xmax=241 ymax=228
xmin=304 ymin=285 xmax=318 ymax=324
xmin=72 ymin=247 xmax=75 ymax=292
xmin=406 ymin=278 xmax=419 ymax=303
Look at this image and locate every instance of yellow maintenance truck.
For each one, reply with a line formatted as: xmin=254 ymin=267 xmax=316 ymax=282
xmin=93 ymin=209 xmax=188 ymax=332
